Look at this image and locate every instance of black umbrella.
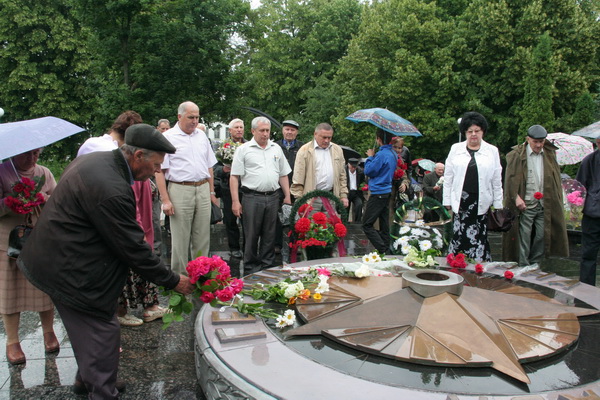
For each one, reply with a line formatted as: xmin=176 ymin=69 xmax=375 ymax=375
xmin=339 ymin=145 xmax=361 ymax=162
xmin=241 ymin=107 xmax=282 ymax=130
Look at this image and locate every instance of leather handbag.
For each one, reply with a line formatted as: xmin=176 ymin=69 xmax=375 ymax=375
xmin=210 ymin=202 xmax=223 ymax=225
xmin=487 ymin=208 xmax=515 ymax=232
xmin=7 ymin=224 xmax=33 ymax=259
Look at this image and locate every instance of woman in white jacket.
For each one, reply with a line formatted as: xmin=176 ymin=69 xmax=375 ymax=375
xmin=443 ymin=112 xmax=503 ymax=261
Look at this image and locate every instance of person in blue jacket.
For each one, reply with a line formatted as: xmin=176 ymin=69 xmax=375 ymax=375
xmin=362 ymin=128 xmax=398 ymax=254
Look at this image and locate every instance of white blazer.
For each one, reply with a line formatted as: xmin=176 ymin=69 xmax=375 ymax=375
xmin=442 ymin=139 xmax=503 ymax=215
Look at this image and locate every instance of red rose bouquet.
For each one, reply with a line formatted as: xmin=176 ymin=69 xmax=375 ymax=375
xmin=393 ymin=158 xmax=408 ymax=181
xmin=162 ymin=255 xmax=244 ymax=328
xmin=3 ymin=176 xmax=46 ymax=214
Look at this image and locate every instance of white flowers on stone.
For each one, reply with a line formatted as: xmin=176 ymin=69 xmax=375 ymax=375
xmin=315 ymin=280 xmax=330 ymax=294
xmin=276 ymin=309 xmax=296 ymax=328
xmin=399 ymin=226 xmax=411 ymax=234
xmin=362 ymin=252 xmax=381 ymax=263
xmin=401 ymin=244 xmax=411 ymax=255
xmin=415 ymin=219 xmax=425 ymax=227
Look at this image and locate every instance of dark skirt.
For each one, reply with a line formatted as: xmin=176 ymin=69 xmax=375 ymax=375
xmin=448 ymin=191 xmax=491 ymax=262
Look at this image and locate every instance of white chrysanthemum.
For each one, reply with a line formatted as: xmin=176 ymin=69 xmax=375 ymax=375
xmin=361 ymin=252 xmax=381 ymax=263
xmin=419 ymin=240 xmax=432 ymax=251
xmin=432 ymin=228 xmax=441 ymax=237
xmin=318 ymin=274 xmax=329 ymax=283
xmin=283 ymin=311 xmax=296 ymax=326
xmin=284 ymin=281 xmax=304 ymax=298
xmin=393 ymin=238 xmax=402 ymax=250
xmin=275 ymin=316 xmax=288 ymax=328
xmin=411 ymin=228 xmax=425 ymax=237
xmin=315 ymin=281 xmax=330 ymax=294
xmin=401 ymin=244 xmax=411 ymax=255
xmin=434 ymin=237 xmax=443 ymax=249
xmin=415 ymin=219 xmax=425 ymax=227
xmin=355 ymin=264 xmax=371 ymax=278
xmin=399 ymin=236 xmax=410 ymax=246
xmin=399 ymin=226 xmax=411 ymax=234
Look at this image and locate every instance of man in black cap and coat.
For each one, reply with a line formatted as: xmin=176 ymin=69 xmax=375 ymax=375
xmin=345 ymin=158 xmax=365 ymax=222
xmin=275 ymin=120 xmax=304 ymax=256
xmin=18 ymin=123 xmax=194 ymax=399
xmin=502 ymin=124 xmax=568 ymax=266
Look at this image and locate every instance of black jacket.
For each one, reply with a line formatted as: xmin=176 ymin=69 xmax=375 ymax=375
xmin=18 ymin=150 xmax=179 ymax=320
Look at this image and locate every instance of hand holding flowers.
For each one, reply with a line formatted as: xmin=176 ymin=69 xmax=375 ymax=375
xmin=3 ymin=176 xmax=47 ymax=215
xmin=215 ymin=140 xmax=242 ymax=165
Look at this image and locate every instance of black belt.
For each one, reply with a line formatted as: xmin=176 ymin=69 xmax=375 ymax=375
xmin=241 ymin=187 xmax=279 ymax=196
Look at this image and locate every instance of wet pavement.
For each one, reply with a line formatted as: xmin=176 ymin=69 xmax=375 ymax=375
xmin=0 ymin=221 xmax=596 ymax=399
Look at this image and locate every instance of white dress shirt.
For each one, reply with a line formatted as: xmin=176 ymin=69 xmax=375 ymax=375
xmin=161 ymin=123 xmax=217 ymax=182
xmin=77 ymin=134 xmax=118 ymax=157
xmin=313 ymin=140 xmax=334 ymax=191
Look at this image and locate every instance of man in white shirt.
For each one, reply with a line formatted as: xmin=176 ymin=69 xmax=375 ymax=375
xmin=230 ymin=117 xmax=292 ymax=274
xmin=156 ymin=101 xmax=219 ymax=274
xmin=291 ymin=123 xmax=349 ymax=208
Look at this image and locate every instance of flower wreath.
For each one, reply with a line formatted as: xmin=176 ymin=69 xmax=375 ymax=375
xmin=288 ymin=189 xmax=348 ymax=226
xmin=288 ymin=189 xmax=348 ymax=262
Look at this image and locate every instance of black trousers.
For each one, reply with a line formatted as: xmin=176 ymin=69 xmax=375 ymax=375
xmin=347 ymin=190 xmax=364 ymax=222
xmin=580 ymin=214 xmax=600 ymax=285
xmin=362 ymin=193 xmax=391 ymax=253
xmin=54 ymin=301 xmax=120 ymax=399
xmin=242 ymin=192 xmax=280 ymax=272
xmin=222 ymin=190 xmax=242 ymax=251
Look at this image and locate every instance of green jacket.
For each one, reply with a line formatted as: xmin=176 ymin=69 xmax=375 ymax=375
xmin=502 ymin=141 xmax=568 ymax=261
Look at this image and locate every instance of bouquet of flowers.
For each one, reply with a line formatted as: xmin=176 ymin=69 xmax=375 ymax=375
xmin=162 ymin=255 xmax=246 ymax=328
xmin=3 ymin=176 xmax=46 ymax=215
xmin=215 ymin=140 xmax=242 ymax=166
xmin=562 ymin=179 xmax=587 ymax=230
xmin=393 ymin=157 xmax=408 ymax=181
xmin=391 ymin=220 xmax=444 ymax=268
xmin=290 ymin=206 xmax=347 ymax=249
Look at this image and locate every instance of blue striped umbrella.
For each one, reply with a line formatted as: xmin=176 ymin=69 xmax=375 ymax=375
xmin=346 ymin=107 xmax=422 ymax=137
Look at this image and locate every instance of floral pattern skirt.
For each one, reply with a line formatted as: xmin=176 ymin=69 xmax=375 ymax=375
xmin=448 ymin=191 xmax=491 ymax=262
xmin=118 ymin=270 xmax=159 ymax=310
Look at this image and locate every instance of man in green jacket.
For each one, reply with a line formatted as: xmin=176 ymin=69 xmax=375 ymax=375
xmin=502 ymin=125 xmax=568 ymax=266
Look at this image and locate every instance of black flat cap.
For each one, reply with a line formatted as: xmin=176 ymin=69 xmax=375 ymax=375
xmin=282 ymin=120 xmax=300 ymax=129
xmin=125 ymin=124 xmax=176 ymax=154
xmin=527 ymin=125 xmax=547 ymax=139
xmin=348 ymin=158 xmax=359 ymax=166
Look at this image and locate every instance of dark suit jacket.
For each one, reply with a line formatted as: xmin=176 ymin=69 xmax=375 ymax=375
xmin=346 ymin=166 xmax=365 ymax=198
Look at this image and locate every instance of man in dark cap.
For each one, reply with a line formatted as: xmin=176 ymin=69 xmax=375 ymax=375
xmin=18 ymin=123 xmax=193 ymax=399
xmin=502 ymin=124 xmax=568 ymax=266
xmin=345 ymin=158 xmax=365 ymax=222
xmin=275 ymin=119 xmax=304 ymax=256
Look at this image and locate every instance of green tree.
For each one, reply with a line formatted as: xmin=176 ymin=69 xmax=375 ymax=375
xmin=0 ymin=0 xmax=93 ymax=173
xmin=238 ymin=0 xmax=362 ymax=138
xmin=333 ymin=0 xmax=459 ymax=160
xmin=518 ymin=33 xmax=556 ymax=141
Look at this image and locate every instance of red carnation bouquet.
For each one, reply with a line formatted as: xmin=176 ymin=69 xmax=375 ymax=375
xmin=446 ymin=253 xmax=467 ymax=268
xmin=3 ymin=176 xmax=46 ymax=214
xmin=290 ymin=206 xmax=347 ymax=250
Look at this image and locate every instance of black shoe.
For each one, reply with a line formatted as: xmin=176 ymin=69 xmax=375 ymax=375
xmin=73 ymin=380 xmax=126 ymax=395
xmin=231 ymin=250 xmax=243 ymax=258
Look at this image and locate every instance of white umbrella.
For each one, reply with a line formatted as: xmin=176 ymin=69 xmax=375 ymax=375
xmin=0 ymin=116 xmax=85 ymax=160
xmin=547 ymin=132 xmax=593 ymax=165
